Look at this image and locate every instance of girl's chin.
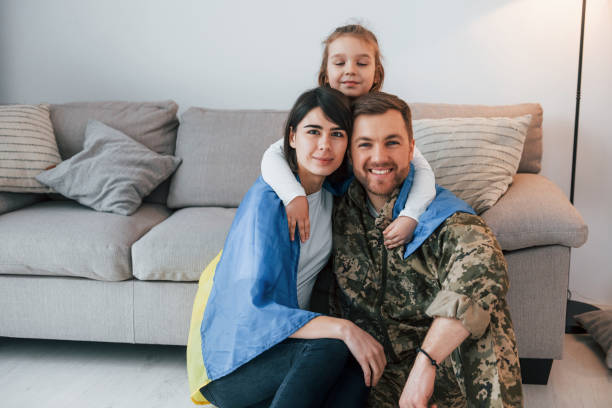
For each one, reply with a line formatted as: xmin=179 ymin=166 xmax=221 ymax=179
xmin=339 ymin=86 xmax=366 ymax=96
xmin=341 ymin=88 xmax=361 ymax=95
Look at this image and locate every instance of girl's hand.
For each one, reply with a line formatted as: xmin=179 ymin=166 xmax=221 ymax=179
xmin=340 ymin=321 xmax=387 ymax=387
xmin=383 ymin=216 xmax=417 ymax=249
xmin=286 ymin=196 xmax=310 ymax=242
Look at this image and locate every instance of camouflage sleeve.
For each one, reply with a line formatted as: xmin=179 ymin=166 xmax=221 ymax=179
xmin=424 ymin=213 xmax=509 ymax=339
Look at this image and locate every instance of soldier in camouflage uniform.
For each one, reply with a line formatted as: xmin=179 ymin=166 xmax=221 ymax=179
xmin=330 ymin=92 xmax=523 ymax=407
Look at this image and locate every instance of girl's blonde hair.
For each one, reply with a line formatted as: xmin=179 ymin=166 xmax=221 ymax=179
xmin=317 ymin=24 xmax=385 ymax=92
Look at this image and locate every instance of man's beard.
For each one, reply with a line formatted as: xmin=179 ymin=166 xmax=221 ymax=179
xmin=355 ymin=163 xmax=410 ymax=201
xmin=362 ymin=174 xmax=404 ymax=198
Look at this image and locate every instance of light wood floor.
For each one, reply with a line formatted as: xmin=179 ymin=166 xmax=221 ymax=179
xmin=1 ymin=334 xmax=610 ymax=407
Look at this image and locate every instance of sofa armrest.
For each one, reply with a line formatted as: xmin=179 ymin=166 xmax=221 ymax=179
xmin=481 ymin=174 xmax=588 ymax=251
xmin=0 ymin=192 xmax=45 ymax=216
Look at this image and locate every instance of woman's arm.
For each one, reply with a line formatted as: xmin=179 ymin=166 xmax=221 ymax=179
xmin=290 ymin=315 xmax=386 ymax=387
xmin=261 ymin=139 xmax=310 ymax=242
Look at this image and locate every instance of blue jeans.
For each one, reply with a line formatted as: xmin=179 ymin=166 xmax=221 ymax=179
xmin=201 ymin=338 xmax=368 ymax=408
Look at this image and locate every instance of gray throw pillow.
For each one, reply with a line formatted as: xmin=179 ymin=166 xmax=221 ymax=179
xmin=575 ymin=310 xmax=612 ymax=369
xmin=36 ymin=120 xmax=181 ymax=215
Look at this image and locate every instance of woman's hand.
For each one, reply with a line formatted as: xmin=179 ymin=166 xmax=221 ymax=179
xmin=383 ymin=216 xmax=417 ymax=249
xmin=340 ymin=321 xmax=387 ymax=387
xmin=286 ymin=196 xmax=310 ymax=242
xmin=289 ymin=316 xmax=386 ymax=387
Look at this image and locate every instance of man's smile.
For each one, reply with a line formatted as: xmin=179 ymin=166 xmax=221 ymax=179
xmin=369 ymin=168 xmax=392 ymax=175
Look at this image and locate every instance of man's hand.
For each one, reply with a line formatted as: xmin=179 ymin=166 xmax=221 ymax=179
xmin=340 ymin=321 xmax=387 ymax=387
xmin=399 ymin=318 xmax=469 ymax=407
xmin=383 ymin=216 xmax=417 ymax=249
xmin=399 ymin=353 xmax=438 ymax=408
xmin=286 ymin=196 xmax=309 ymax=242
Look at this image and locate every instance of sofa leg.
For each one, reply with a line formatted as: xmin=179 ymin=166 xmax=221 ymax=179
xmin=520 ymin=358 xmax=553 ymax=385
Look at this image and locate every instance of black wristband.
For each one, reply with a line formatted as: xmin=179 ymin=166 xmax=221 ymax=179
xmin=416 ymin=346 xmax=439 ymax=369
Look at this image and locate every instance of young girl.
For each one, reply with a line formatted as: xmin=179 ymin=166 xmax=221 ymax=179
xmin=188 ymin=87 xmax=382 ymax=408
xmin=261 ymin=24 xmax=436 ymax=247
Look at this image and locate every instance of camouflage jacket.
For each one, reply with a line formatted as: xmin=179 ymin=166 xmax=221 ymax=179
xmin=332 ymin=180 xmax=509 ymax=364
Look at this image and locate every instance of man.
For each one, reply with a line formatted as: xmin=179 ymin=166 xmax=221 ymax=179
xmin=330 ymin=92 xmax=523 ymax=407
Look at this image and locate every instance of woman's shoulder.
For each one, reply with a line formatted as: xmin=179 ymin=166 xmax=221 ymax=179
xmin=242 ymin=176 xmax=283 ymax=206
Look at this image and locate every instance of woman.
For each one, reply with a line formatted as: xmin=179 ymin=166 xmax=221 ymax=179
xmin=187 ymin=87 xmax=384 ymax=408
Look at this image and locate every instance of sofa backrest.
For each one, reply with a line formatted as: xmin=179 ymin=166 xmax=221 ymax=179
xmin=168 ymin=102 xmax=543 ymax=209
xmin=410 ymin=102 xmax=543 ymax=174
xmin=50 ymin=100 xmax=179 ymax=204
xmin=167 ymin=108 xmax=287 ymax=208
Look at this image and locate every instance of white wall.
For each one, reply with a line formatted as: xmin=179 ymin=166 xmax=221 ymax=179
xmin=570 ymin=0 xmax=612 ymax=305
xmin=1 ymin=0 xmax=609 ymax=303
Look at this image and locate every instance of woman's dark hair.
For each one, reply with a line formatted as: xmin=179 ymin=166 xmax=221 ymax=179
xmin=283 ymin=87 xmax=352 ymax=183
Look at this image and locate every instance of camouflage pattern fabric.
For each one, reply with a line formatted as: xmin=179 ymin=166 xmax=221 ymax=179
xmin=331 ymin=181 xmax=523 ymax=407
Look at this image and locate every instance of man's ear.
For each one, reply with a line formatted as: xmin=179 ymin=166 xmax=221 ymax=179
xmin=408 ymin=138 xmax=415 ymax=162
xmin=289 ymin=127 xmax=296 ymax=149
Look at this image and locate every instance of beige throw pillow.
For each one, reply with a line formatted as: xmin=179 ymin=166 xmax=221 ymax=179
xmin=0 ymin=104 xmax=61 ymax=193
xmin=413 ymin=115 xmax=531 ymax=213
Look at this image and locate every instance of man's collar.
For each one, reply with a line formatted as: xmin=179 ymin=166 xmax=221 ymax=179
xmin=346 ymin=180 xmax=401 ymax=229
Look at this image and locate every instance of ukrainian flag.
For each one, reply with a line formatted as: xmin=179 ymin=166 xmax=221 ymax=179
xmin=187 ymin=177 xmax=320 ymax=404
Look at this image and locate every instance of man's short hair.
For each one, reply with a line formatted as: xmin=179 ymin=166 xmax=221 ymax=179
xmin=352 ymin=92 xmax=413 ymax=141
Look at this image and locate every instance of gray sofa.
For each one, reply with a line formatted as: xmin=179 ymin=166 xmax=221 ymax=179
xmin=0 ymin=100 xmax=588 ymax=385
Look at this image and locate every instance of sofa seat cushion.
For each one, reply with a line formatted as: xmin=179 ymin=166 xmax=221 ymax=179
xmin=0 ymin=201 xmax=171 ymax=281
xmin=132 ymin=207 xmax=236 ymax=281
xmin=481 ymin=173 xmax=588 ymax=251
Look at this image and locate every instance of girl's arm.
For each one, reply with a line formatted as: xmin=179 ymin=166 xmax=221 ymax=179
xmin=401 ymin=146 xmax=436 ymax=219
xmin=261 ymin=139 xmax=310 ymax=242
xmin=261 ymin=138 xmax=306 ymax=205
xmin=290 ymin=315 xmax=386 ymax=387
xmin=383 ymin=146 xmax=436 ymax=248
